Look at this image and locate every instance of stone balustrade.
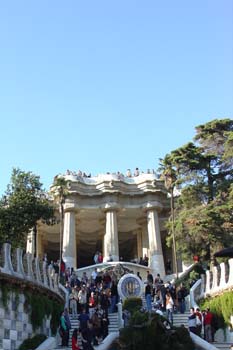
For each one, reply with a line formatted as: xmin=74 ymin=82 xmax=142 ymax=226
xmin=75 ymin=261 xmax=150 ymax=282
xmin=190 ymin=258 xmax=233 ymax=308
xmin=203 ymin=259 xmax=233 ymax=297
xmin=0 ymin=243 xmax=63 ymax=299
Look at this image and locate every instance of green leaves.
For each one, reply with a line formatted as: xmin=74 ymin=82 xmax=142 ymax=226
xmin=0 ymin=168 xmax=54 ymax=247
xmin=159 ymin=119 xmax=233 ymax=263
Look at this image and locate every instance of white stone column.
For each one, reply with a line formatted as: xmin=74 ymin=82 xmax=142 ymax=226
xmin=103 ymin=208 xmax=119 ymax=261
xmin=26 ymin=228 xmax=35 ymax=255
xmin=62 ymin=209 xmax=77 ymax=269
xmin=142 ymin=224 xmax=149 ymax=258
xmin=146 ymin=206 xmax=165 ymax=277
xmin=137 ymin=230 xmax=142 ymax=259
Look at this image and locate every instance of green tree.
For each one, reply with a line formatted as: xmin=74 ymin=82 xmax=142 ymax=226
xmin=159 ymin=119 xmax=233 ymax=263
xmin=50 ymin=176 xmax=69 ymax=268
xmin=0 ymin=168 xmax=54 ymax=248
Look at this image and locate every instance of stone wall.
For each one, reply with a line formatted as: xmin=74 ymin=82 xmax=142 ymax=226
xmin=0 ymin=290 xmax=51 ymax=350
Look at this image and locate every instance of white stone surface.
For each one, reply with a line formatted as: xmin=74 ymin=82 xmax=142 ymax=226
xmin=0 ymin=308 xmax=5 ymax=318
xmin=2 ymin=339 xmax=11 ymax=350
xmin=63 ymin=210 xmax=77 ymax=268
xmin=103 ymin=209 xmax=119 ymax=261
xmin=9 ymin=330 xmax=17 ymax=340
xmin=147 ymin=208 xmax=165 ymax=277
xmin=3 ymin=319 xmax=11 ymax=329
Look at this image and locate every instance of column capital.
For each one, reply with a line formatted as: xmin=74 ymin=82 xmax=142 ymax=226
xmin=64 ymin=202 xmax=78 ymax=213
xmin=103 ymin=202 xmax=120 ymax=212
xmin=143 ymin=201 xmax=163 ymax=212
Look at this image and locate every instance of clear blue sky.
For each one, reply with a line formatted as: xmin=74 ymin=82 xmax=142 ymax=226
xmin=0 ymin=0 xmax=232 ymax=194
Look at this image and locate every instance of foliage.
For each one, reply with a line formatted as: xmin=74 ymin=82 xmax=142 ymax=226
xmin=122 ymin=297 xmax=142 ymax=313
xmin=199 ymin=291 xmax=233 ymax=328
xmin=50 ymin=176 xmax=69 ymax=265
xmin=0 ymin=278 xmax=63 ymax=334
xmin=159 ymin=119 xmax=233 ymax=263
xmin=0 ymin=280 xmax=11 ymax=310
xmin=175 ymin=263 xmax=205 ymax=290
xmin=24 ymin=290 xmax=63 ymax=332
xmin=18 ymin=334 xmax=47 ymax=350
xmin=119 ymin=313 xmax=194 ymax=350
xmin=130 ymin=310 xmax=149 ymax=326
xmin=0 ymin=168 xmax=55 ymax=247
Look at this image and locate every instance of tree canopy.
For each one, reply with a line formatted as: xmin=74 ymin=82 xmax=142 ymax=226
xmin=159 ymin=118 xmax=233 ymax=262
xmin=0 ymin=168 xmax=55 ymax=248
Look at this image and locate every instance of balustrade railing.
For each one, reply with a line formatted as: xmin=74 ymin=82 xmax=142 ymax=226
xmin=0 ymin=243 xmax=64 ymax=300
xmin=190 ymin=258 xmax=233 ymax=308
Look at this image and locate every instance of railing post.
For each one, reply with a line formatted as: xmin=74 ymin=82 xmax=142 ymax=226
xmin=211 ymin=266 xmax=218 ymax=292
xmin=117 ymin=301 xmax=124 ymax=329
xmin=26 ymin=253 xmax=34 ymax=280
xmin=2 ymin=243 xmax=14 ymax=274
xmin=16 ymin=248 xmax=25 ymax=277
xmin=48 ymin=265 xmax=54 ymax=289
xmin=228 ymin=258 xmax=233 ymax=287
xmin=35 ymin=257 xmax=42 ymax=283
xmin=205 ymin=270 xmax=211 ymax=295
xmin=219 ymin=262 xmax=227 ymax=290
xmin=43 ymin=261 xmax=48 ymax=286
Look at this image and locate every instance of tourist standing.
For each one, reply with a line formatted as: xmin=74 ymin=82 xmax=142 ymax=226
xmin=165 ymin=291 xmax=174 ymax=325
xmin=59 ymin=311 xmax=69 ymax=347
xmin=145 ymin=282 xmax=152 ymax=312
xmin=110 ymin=280 xmax=118 ymax=313
xmin=203 ymin=308 xmax=213 ymax=342
xmin=188 ymin=307 xmax=197 ymax=334
xmin=195 ymin=307 xmax=202 ymax=336
xmin=72 ymin=328 xmax=80 ymax=350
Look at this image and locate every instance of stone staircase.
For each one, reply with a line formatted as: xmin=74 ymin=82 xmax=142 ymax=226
xmin=64 ymin=312 xmax=119 ymax=349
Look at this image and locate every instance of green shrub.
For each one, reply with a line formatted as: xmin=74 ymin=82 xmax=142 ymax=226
xmin=175 ymin=263 xmax=205 ymax=290
xmin=130 ymin=310 xmax=149 ymax=326
xmin=199 ymin=291 xmax=233 ymax=328
xmin=120 ymin=313 xmax=195 ymax=350
xmin=122 ymin=297 xmax=142 ymax=314
xmin=18 ymin=334 xmax=46 ymax=350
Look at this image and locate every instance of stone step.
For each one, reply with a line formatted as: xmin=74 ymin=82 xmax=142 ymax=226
xmin=214 ymin=343 xmax=232 ymax=350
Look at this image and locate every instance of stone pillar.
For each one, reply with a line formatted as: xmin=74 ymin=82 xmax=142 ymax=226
xmin=146 ymin=204 xmax=165 ymax=277
xmin=103 ymin=207 xmax=119 ymax=261
xmin=63 ymin=209 xmax=77 ymax=269
xmin=36 ymin=231 xmax=43 ymax=258
xmin=142 ymin=224 xmax=149 ymax=258
xmin=137 ymin=230 xmax=142 ymax=260
xmin=26 ymin=228 xmax=35 ymax=255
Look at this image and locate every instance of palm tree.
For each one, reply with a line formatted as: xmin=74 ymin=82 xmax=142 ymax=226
xmin=50 ymin=176 xmax=69 ymax=276
xmin=159 ymin=159 xmax=179 ymax=277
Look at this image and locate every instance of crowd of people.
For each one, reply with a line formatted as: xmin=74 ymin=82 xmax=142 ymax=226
xmin=188 ymin=307 xmax=219 ymax=343
xmin=50 ymin=257 xmax=222 ymax=347
xmin=60 ymin=167 xmax=158 ymax=180
xmin=142 ymin=271 xmax=220 ymax=344
xmin=59 ymin=266 xmax=119 ymax=349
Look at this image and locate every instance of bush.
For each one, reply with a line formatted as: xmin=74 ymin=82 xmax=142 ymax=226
xmin=199 ymin=291 xmax=233 ymax=328
xmin=123 ymin=297 xmax=142 ymax=314
xmin=18 ymin=334 xmax=47 ymax=350
xmin=120 ymin=313 xmax=195 ymax=350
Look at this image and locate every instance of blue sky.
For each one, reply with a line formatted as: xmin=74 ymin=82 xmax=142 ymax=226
xmin=0 ymin=0 xmax=232 ymax=194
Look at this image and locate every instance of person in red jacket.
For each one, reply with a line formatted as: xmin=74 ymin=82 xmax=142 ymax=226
xmin=203 ymin=308 xmax=213 ymax=342
xmin=72 ymin=328 xmax=80 ymax=350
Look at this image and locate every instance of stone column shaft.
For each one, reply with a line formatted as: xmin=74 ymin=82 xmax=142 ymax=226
xmin=63 ymin=210 xmax=77 ymax=269
xmin=26 ymin=228 xmax=35 ymax=255
xmin=147 ymin=209 xmax=165 ymax=277
xmin=103 ymin=210 xmax=119 ymax=261
xmin=137 ymin=231 xmax=142 ymax=259
xmin=142 ymin=225 xmax=149 ymax=258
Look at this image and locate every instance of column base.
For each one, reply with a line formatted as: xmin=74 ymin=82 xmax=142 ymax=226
xmin=103 ymin=255 xmax=119 ymax=263
xmin=149 ymin=253 xmax=165 ymax=278
xmin=63 ymin=256 xmax=76 ymax=269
